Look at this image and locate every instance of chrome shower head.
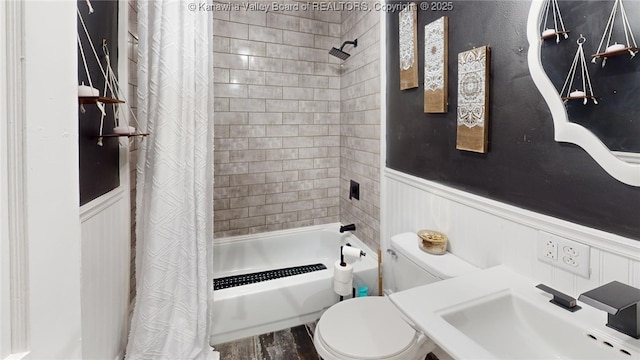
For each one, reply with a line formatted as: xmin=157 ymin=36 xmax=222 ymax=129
xmin=329 ymin=39 xmax=358 ymax=60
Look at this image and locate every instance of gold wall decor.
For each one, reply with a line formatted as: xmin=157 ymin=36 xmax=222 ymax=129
xmin=456 ymin=46 xmax=490 ymax=153
xmin=424 ymin=16 xmax=448 ymax=113
xmin=399 ymin=3 xmax=418 ymax=90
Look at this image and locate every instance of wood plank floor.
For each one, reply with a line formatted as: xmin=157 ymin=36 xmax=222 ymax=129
xmin=214 ymin=323 xmax=320 ymax=360
xmin=214 ymin=322 xmax=442 ymax=360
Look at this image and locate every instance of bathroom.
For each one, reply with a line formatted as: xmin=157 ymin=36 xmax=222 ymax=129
xmin=1 ymin=0 xmax=639 ymax=359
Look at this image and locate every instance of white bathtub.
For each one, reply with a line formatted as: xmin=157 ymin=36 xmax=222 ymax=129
xmin=209 ymin=223 xmax=378 ymax=345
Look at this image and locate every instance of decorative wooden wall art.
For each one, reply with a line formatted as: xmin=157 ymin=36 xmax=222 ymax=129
xmin=424 ymin=16 xmax=448 ymax=113
xmin=456 ymin=46 xmax=490 ymax=153
xmin=399 ymin=3 xmax=418 ymax=90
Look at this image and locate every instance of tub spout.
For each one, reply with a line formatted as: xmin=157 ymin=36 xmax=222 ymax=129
xmin=340 ymin=224 xmax=356 ymax=233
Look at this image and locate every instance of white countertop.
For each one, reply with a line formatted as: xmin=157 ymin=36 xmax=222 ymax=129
xmin=389 ymin=265 xmax=640 ymax=359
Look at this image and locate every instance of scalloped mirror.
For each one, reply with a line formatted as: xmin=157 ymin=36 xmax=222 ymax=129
xmin=527 ymin=0 xmax=640 ymax=187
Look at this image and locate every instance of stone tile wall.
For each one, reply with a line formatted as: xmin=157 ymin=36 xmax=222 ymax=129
xmin=339 ymin=9 xmax=381 ymax=250
xmin=128 ymin=3 xmax=383 ymax=249
xmin=213 ymin=3 xmax=344 ymax=237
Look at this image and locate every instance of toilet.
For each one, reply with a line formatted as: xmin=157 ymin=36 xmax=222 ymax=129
xmin=314 ymin=232 xmax=479 ymax=360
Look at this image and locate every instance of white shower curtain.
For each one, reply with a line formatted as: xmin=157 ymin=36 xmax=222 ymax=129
xmin=126 ymin=1 xmax=215 ymax=359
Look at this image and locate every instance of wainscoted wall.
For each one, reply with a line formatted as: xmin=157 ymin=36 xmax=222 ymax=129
xmin=385 ymin=1 xmax=640 ymax=240
xmin=382 ymin=169 xmax=640 ymax=299
xmin=213 ymin=4 xmax=343 ymax=237
xmin=339 ymin=9 xmax=381 ymax=250
xmin=80 ymin=192 xmax=131 ymax=359
xmin=78 ymin=3 xmax=132 ymax=359
xmin=381 ymin=1 xmax=639 ymax=308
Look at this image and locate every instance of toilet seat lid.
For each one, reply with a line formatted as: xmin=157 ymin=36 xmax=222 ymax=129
xmin=317 ymin=297 xmax=416 ymax=359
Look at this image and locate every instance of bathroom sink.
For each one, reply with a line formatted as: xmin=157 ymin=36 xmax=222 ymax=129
xmin=389 ymin=266 xmax=640 ymax=359
xmin=439 ymin=290 xmax=632 ymax=359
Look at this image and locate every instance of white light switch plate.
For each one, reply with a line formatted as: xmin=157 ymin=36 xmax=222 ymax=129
xmin=537 ymin=231 xmax=590 ymax=278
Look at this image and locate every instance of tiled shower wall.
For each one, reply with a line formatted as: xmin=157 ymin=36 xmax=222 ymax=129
xmin=339 ymin=9 xmax=381 ymax=250
xmin=130 ymin=4 xmax=384 ymax=291
xmin=213 ymin=5 xmax=345 ymax=237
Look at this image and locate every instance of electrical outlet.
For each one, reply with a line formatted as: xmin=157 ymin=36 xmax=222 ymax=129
xmin=537 ymin=231 xmax=590 ymax=278
xmin=562 ymin=255 xmax=578 ymax=267
xmin=562 ymin=245 xmax=578 ymax=257
xmin=545 ymin=239 xmax=558 ymax=260
xmin=537 ymin=231 xmax=558 ymax=260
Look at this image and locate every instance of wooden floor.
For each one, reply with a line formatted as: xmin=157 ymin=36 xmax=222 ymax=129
xmin=214 ymin=322 xmax=442 ymax=360
xmin=214 ymin=323 xmax=320 ymax=360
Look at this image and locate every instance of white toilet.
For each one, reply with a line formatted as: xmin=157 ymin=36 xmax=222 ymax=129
xmin=314 ymin=232 xmax=479 ymax=360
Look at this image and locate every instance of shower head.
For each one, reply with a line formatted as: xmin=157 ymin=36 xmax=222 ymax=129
xmin=329 ymin=39 xmax=358 ymax=60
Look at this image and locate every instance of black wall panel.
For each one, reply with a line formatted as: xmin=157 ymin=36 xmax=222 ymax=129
xmin=386 ymin=1 xmax=640 ymax=240
xmin=78 ymin=0 xmax=120 ymax=205
xmin=540 ymin=1 xmax=640 ymax=152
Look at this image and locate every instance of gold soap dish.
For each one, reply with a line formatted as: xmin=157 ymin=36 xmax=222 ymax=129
xmin=417 ymin=230 xmax=448 ymax=255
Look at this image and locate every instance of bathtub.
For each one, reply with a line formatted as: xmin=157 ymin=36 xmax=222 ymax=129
xmin=209 ymin=223 xmax=378 ymax=345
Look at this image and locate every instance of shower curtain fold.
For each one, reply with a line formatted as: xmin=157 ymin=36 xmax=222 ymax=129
xmin=126 ymin=1 xmax=215 ymax=359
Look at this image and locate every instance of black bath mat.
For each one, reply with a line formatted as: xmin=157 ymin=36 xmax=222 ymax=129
xmin=214 ymin=263 xmax=327 ymax=290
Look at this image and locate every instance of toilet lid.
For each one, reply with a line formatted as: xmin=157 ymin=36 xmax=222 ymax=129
xmin=317 ymin=297 xmax=416 ymax=359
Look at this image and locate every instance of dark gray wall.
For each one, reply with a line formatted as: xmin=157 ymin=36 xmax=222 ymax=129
xmin=386 ymin=1 xmax=640 ymax=240
xmin=78 ymin=0 xmax=120 ymax=205
xmin=541 ymin=1 xmax=640 ymax=152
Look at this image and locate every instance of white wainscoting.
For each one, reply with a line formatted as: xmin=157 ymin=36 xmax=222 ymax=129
xmin=80 ymin=188 xmax=130 ymax=360
xmin=382 ymin=168 xmax=640 ymax=298
xmin=77 ymin=3 xmax=132 ymax=359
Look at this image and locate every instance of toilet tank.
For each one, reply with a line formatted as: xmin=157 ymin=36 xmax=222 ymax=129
xmin=385 ymin=232 xmax=479 ymax=293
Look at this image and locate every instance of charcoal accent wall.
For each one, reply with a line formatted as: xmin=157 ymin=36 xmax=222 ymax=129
xmin=540 ymin=1 xmax=640 ymax=153
xmin=386 ymin=1 xmax=640 ymax=240
xmin=78 ymin=0 xmax=120 ymax=206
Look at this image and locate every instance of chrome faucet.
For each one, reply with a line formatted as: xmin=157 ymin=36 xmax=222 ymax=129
xmin=339 ymin=224 xmax=356 ymax=233
xmin=579 ymin=281 xmax=640 ymax=339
